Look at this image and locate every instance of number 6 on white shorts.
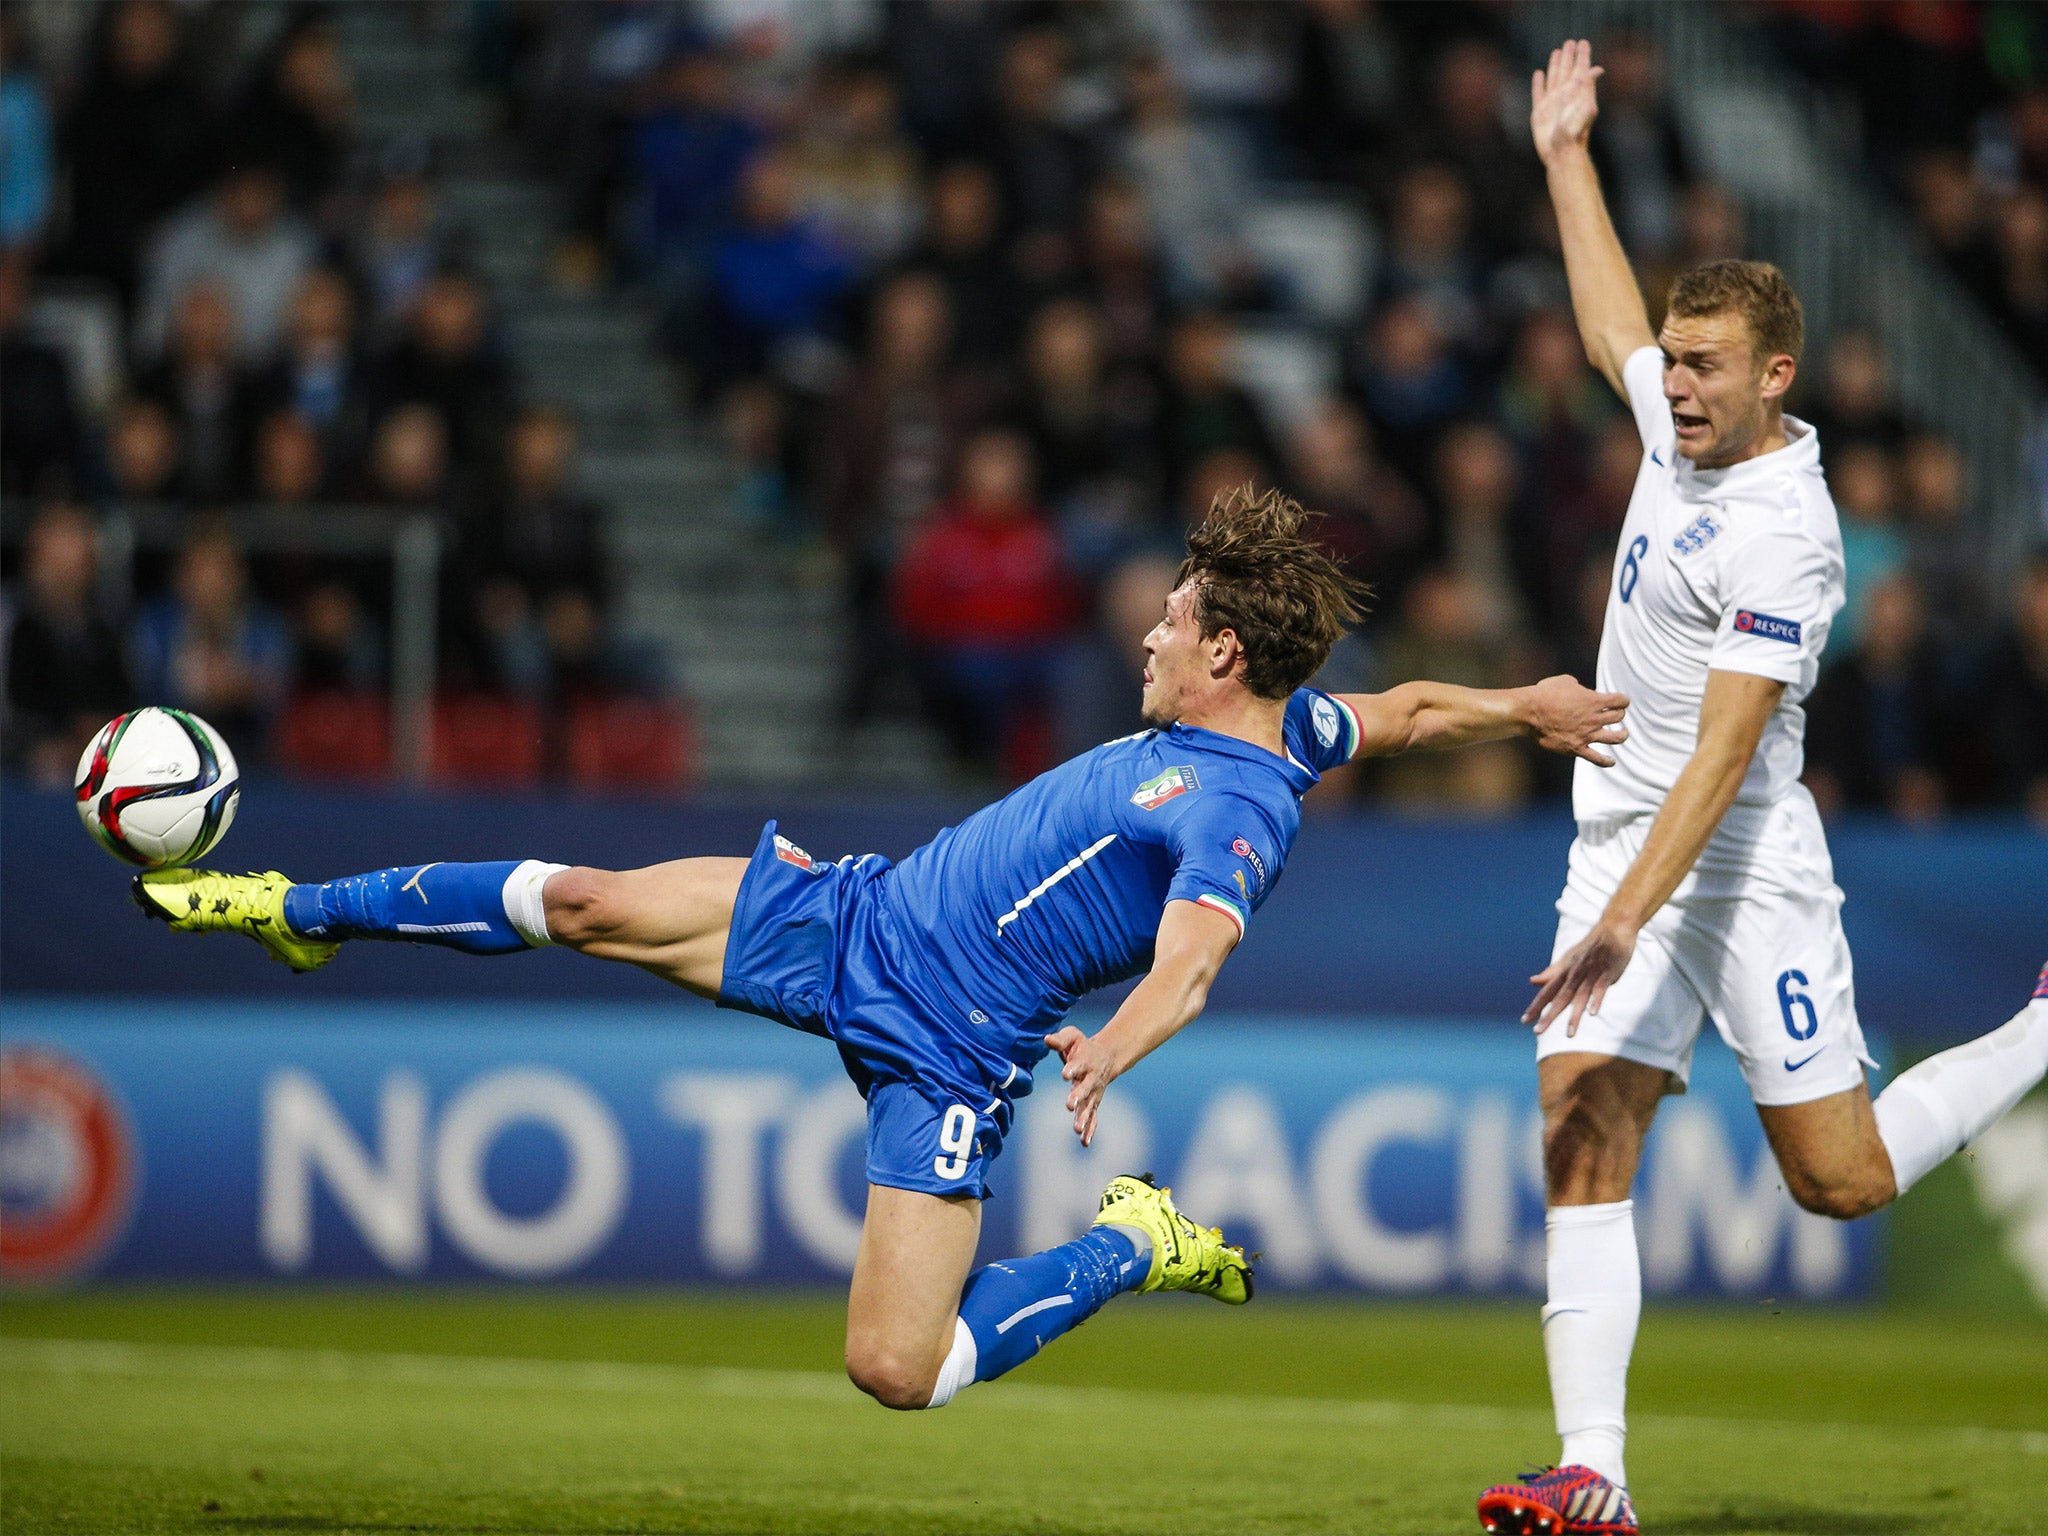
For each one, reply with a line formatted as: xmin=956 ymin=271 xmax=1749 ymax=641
xmin=933 ymin=1104 xmax=976 ymax=1180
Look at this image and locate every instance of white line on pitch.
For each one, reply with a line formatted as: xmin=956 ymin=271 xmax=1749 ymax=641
xmin=4 ymin=1336 xmax=2044 ymax=1456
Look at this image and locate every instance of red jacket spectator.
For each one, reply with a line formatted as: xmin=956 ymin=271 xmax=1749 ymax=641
xmin=895 ymin=495 xmax=1077 ymax=647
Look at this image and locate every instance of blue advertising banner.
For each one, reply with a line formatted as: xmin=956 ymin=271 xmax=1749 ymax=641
xmin=2 ymin=1001 xmax=1877 ymax=1299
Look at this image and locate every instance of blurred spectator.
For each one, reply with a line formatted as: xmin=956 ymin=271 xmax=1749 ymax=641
xmin=895 ymin=427 xmax=1078 ymax=776
xmin=632 ymin=34 xmax=760 ymax=287
xmin=1829 ymin=441 xmax=1909 ymax=652
xmin=882 ymin=0 xmax=1004 ymax=160
xmin=246 ymin=267 xmax=370 ymax=471
xmin=364 ymin=403 xmax=452 ymax=511
xmin=1078 ymin=174 xmax=1168 ymax=370
xmin=792 ymin=55 xmax=919 ymax=272
xmin=1498 ymin=308 xmax=1618 ymax=584
xmin=1587 ymin=31 xmax=1691 ymax=260
xmin=137 ymin=163 xmax=319 ymax=363
xmin=696 ymin=144 xmax=856 ymax=396
xmin=1015 ymin=297 xmax=1121 ymax=509
xmin=1977 ymin=554 xmax=2048 ymax=824
xmin=55 ymin=0 xmax=215 ymax=309
xmin=984 ymin=26 xmax=1094 ymax=285
xmin=250 ymin=410 xmax=328 ymax=507
xmin=1286 ymin=0 xmax=1404 ymax=181
xmin=351 ymin=153 xmax=448 ymax=334
xmin=1640 ymin=181 xmax=1745 ymax=327
xmin=1986 ymin=184 xmax=2048 ymax=379
xmin=133 ymin=282 xmax=252 ymax=504
xmin=1432 ymin=420 xmax=1537 ymax=655
xmin=1373 ymin=566 xmax=1529 ymax=811
xmin=1179 ymin=450 xmax=1267 ymax=534
xmin=1898 ymin=431 xmax=1980 ymax=636
xmin=1285 ymin=397 xmax=1426 ymax=603
xmin=1906 ymin=150 xmax=1999 ymax=303
xmin=1400 ymin=36 xmax=1541 ymax=254
xmin=1377 ymin=161 xmax=1486 ymax=343
xmin=1160 ymin=311 xmax=1278 ymax=492
xmin=1349 ymin=296 xmax=1471 ymax=480
xmin=818 ymin=269 xmax=970 ymax=722
xmin=225 ymin=12 xmax=355 ymax=215
xmin=467 ymin=405 xmax=605 ymax=603
xmin=1805 ymin=570 xmax=1950 ymax=822
xmin=1803 ymin=330 xmax=1907 ymax=451
xmin=130 ymin=524 xmax=292 ymax=757
xmin=541 ymin=587 xmax=664 ymax=708
xmin=292 ymin=580 xmax=383 ymax=694
xmin=105 ymin=397 xmax=181 ymax=503
xmin=375 ymin=267 xmax=515 ymax=471
xmin=0 ymin=259 xmax=87 ymax=497
xmin=720 ymin=379 xmax=803 ymax=533
xmin=4 ymin=504 xmax=131 ymax=785
xmin=1 ymin=13 xmax=54 ymax=255
xmin=1120 ymin=54 xmax=1263 ymax=307
xmin=909 ymin=159 xmax=1018 ymax=369
xmin=1058 ymin=549 xmax=1180 ymax=757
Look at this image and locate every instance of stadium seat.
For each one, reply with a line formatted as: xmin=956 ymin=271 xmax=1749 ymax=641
xmin=273 ymin=693 xmax=393 ymax=781
xmin=564 ymin=696 xmax=695 ymax=790
xmin=430 ymin=696 xmax=544 ymax=786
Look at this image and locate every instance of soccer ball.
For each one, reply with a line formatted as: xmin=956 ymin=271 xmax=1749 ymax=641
xmin=74 ymin=708 xmax=240 ymax=868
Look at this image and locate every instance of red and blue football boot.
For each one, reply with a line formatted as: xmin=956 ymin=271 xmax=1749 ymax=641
xmin=1477 ymin=1464 xmax=1637 ymax=1535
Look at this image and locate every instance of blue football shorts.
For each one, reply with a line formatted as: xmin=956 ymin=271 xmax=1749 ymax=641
xmin=718 ymin=820 xmax=1015 ymax=1199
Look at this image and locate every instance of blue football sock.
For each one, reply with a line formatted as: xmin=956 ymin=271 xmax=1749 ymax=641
xmin=956 ymin=1227 xmax=1145 ymax=1384
xmin=281 ymin=861 xmax=534 ymax=955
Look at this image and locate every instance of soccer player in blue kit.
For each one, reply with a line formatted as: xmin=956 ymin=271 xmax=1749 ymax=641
xmin=137 ymin=490 xmax=1628 ymax=1411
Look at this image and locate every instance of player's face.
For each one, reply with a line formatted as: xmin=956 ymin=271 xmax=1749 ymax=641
xmin=1140 ymin=583 xmax=1203 ymax=726
xmin=1659 ymin=311 xmax=1795 ymax=468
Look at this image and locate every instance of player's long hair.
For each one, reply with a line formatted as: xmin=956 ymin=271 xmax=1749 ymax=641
xmin=1178 ymin=485 xmax=1372 ymax=700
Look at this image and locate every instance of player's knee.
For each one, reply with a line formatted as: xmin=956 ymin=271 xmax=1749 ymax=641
xmin=542 ymin=867 xmax=619 ymax=948
xmin=1782 ymin=1161 xmax=1893 ymax=1221
xmin=844 ymin=1346 xmax=937 ymax=1411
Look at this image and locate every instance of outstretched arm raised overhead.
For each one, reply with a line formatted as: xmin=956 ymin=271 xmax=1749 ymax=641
xmin=1531 ymin=39 xmax=1656 ymax=396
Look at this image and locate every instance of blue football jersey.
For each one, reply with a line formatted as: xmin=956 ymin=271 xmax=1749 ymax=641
xmin=869 ymin=687 xmax=1362 ymax=1093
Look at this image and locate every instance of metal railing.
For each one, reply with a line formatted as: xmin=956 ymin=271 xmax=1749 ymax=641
xmin=1518 ymin=0 xmax=2048 ymax=584
xmin=4 ymin=500 xmax=442 ymax=781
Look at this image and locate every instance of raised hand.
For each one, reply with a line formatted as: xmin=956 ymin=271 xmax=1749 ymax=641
xmin=1527 ymin=674 xmax=1630 ymax=766
xmin=1530 ymin=38 xmax=1603 ymax=166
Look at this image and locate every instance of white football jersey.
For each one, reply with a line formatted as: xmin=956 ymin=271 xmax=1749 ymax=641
xmin=1574 ymin=346 xmax=1845 ymax=824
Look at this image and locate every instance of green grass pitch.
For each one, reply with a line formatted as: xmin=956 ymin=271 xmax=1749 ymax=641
xmin=4 ymin=1289 xmax=2043 ymax=1534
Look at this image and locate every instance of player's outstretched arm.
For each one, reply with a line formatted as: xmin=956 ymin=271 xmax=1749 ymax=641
xmin=1045 ymin=899 xmax=1239 ymax=1145
xmin=1532 ymin=39 xmax=1654 ymax=396
xmin=1527 ymin=669 xmax=1784 ymax=1035
xmin=1339 ymin=675 xmax=1628 ymax=763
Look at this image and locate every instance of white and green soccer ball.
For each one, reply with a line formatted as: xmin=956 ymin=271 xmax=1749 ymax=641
xmin=74 ymin=707 xmax=241 ymax=868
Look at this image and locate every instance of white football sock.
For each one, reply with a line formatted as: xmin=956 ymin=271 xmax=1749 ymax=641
xmin=923 ymin=1315 xmax=977 ymax=1408
xmin=1874 ymin=998 xmax=2048 ymax=1196
xmin=1542 ymin=1200 xmax=1638 ymax=1489
xmin=501 ymin=860 xmax=568 ymax=948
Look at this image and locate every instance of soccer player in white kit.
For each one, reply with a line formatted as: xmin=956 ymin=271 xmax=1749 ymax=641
xmin=1476 ymin=41 xmax=2048 ymax=1536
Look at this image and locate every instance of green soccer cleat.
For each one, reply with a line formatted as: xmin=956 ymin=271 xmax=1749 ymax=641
xmin=1093 ymin=1172 xmax=1254 ymax=1304
xmin=133 ymin=868 xmax=339 ymax=974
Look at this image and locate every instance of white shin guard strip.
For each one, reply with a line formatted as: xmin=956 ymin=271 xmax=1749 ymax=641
xmin=923 ymin=1316 xmax=977 ymax=1409
xmin=501 ymin=860 xmax=569 ymax=949
xmin=1542 ymin=1200 xmax=1639 ymax=1490
xmin=1874 ymin=1000 xmax=2048 ymax=1196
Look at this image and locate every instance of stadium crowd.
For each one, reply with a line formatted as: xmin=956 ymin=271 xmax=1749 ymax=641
xmin=2 ymin=0 xmax=2045 ymax=823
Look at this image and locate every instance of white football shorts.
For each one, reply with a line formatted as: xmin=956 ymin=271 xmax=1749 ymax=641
xmin=1535 ymin=790 xmax=1875 ymax=1107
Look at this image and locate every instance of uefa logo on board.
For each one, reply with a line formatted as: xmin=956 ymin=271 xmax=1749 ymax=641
xmin=0 ymin=1046 xmax=138 ymax=1282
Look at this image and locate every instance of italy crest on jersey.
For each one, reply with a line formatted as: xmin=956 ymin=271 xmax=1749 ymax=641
xmin=1130 ymin=765 xmax=1200 ymax=810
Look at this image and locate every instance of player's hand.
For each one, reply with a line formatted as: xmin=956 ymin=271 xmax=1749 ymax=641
xmin=1526 ymin=675 xmax=1629 ymax=766
xmin=1526 ymin=918 xmax=1636 ymax=1036
xmin=1530 ymin=39 xmax=1602 ymax=165
xmin=1045 ymin=1025 xmax=1117 ymax=1146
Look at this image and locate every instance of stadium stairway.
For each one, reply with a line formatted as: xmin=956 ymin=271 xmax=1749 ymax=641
xmin=337 ymin=5 xmax=950 ymax=791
